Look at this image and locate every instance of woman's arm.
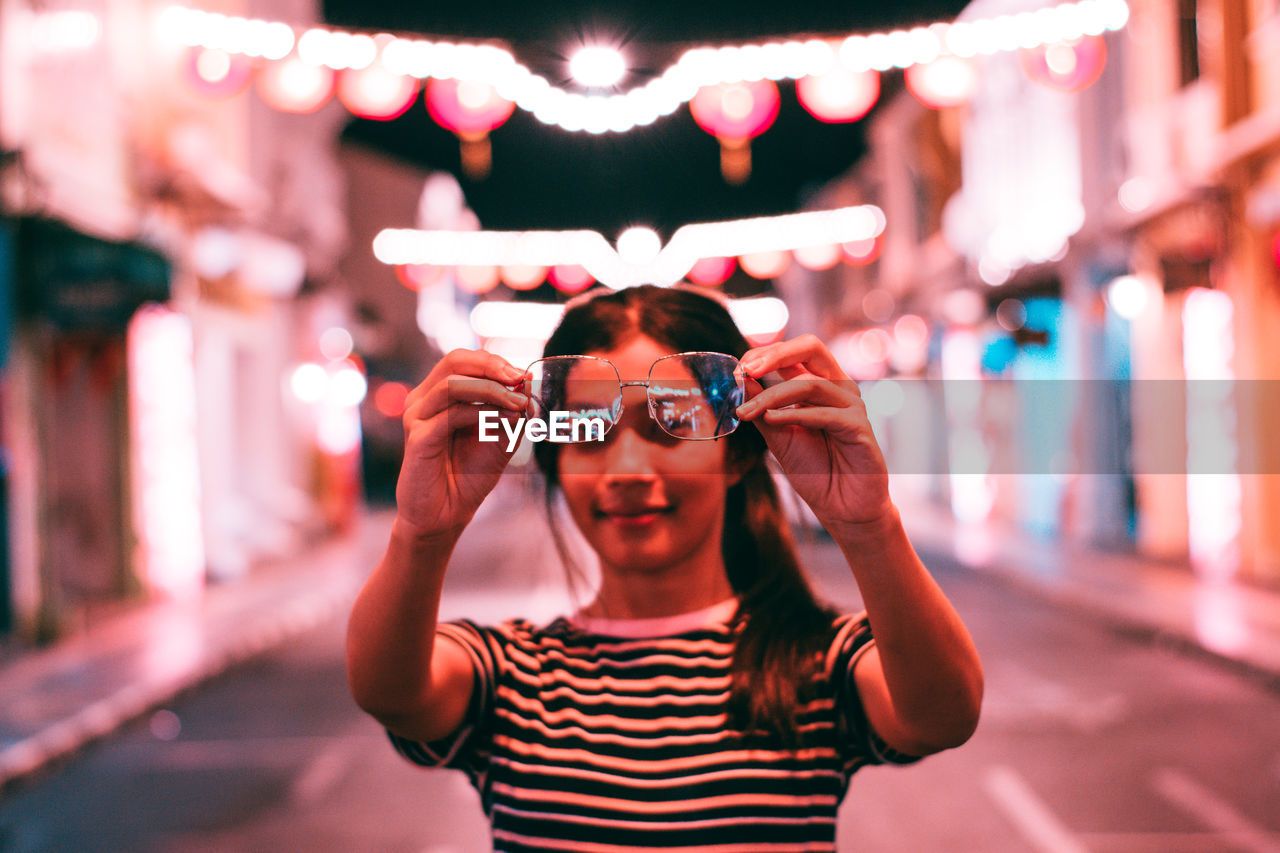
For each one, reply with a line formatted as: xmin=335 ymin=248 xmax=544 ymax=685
xmin=345 ymin=349 xmax=528 ymax=743
xmin=346 ymin=519 xmax=475 ymax=743
xmin=736 ymin=334 xmax=983 ymax=755
xmin=832 ymin=509 xmax=983 ymax=756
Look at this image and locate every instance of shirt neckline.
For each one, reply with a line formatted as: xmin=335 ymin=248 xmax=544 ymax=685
xmin=570 ymin=597 xmax=740 ymax=638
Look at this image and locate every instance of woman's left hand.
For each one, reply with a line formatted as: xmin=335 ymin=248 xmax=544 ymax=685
xmin=735 ymin=334 xmax=892 ymax=531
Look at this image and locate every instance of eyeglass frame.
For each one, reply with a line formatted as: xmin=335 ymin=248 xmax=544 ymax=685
xmin=523 ymin=350 xmax=746 ymax=442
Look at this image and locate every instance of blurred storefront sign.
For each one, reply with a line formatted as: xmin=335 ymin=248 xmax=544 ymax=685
xmin=12 ymin=217 xmax=169 ymax=330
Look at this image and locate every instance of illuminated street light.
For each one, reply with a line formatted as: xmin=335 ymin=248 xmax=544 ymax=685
xmin=569 ymin=46 xmax=626 ymax=88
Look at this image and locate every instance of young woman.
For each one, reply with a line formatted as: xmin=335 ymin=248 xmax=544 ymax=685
xmin=347 ymin=285 xmax=983 ymax=851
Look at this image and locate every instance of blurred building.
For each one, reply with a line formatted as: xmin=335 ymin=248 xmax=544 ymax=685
xmin=0 ymin=0 xmax=356 ymax=643
xmin=787 ymin=0 xmax=1280 ymax=585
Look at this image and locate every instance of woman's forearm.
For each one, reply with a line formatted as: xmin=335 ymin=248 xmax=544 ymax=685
xmin=830 ymin=505 xmax=984 ymax=748
xmin=345 ymin=518 xmax=460 ymax=718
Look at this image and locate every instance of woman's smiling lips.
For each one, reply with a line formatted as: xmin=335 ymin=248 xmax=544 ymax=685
xmin=596 ymin=504 xmax=674 ymax=527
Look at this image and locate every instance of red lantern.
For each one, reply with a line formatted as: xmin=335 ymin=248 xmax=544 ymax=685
xmin=1021 ymin=36 xmax=1106 ymax=92
xmin=796 ymin=69 xmax=879 ymax=123
xmin=905 ymin=55 xmax=978 ymax=110
xmin=394 ymin=263 xmax=443 ymax=291
xmin=187 ymin=47 xmax=252 ymax=99
xmin=337 ymin=65 xmax=418 ymax=120
xmin=686 ymin=256 xmax=735 ymax=286
xmin=425 ymin=78 xmax=516 ymax=180
xmin=549 ymin=264 xmax=595 ymax=293
xmin=256 ymin=56 xmax=334 ymax=113
xmin=690 ymin=80 xmax=780 ymax=185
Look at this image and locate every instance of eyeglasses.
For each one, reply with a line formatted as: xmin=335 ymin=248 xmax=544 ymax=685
xmin=524 ymin=351 xmax=745 ymax=441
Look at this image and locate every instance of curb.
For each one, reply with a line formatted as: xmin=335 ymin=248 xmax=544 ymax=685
xmin=0 ymin=571 xmax=360 ymax=797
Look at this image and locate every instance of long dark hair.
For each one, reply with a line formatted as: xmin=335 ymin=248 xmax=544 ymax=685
xmin=532 ymin=285 xmax=837 ymax=741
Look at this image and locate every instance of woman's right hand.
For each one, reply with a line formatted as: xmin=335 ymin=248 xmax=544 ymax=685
xmin=394 ymin=349 xmax=529 ymax=540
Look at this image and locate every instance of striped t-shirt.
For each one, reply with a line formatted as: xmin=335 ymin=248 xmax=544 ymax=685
xmin=388 ymin=599 xmax=919 ymax=852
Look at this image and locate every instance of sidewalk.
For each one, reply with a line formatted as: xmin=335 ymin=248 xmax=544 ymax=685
xmin=897 ymin=497 xmax=1280 ymax=689
xmin=4 ymin=496 xmax=1280 ymax=795
xmin=0 ymin=509 xmax=394 ymax=795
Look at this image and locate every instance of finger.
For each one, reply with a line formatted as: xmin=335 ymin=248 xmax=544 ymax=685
xmin=406 ymin=350 xmax=528 ymax=411
xmin=410 ymin=402 xmax=527 ymax=450
xmin=758 ymin=405 xmax=866 ymax=438
xmin=437 ymin=403 xmax=528 ymax=444
xmin=737 ymin=377 xmax=861 ymax=420
xmin=407 ymin=374 xmax=529 ymax=423
xmin=740 ymin=333 xmax=848 ymax=382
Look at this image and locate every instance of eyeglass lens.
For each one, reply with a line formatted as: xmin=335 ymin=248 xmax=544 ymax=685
xmin=525 ymin=353 xmax=744 ymax=441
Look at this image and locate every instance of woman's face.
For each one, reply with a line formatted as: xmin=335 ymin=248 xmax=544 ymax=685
xmin=556 ymin=334 xmax=739 ymax=579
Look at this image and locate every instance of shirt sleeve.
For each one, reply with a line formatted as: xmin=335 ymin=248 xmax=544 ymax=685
xmin=826 ymin=612 xmax=923 ymax=770
xmin=385 ymin=619 xmax=504 ymax=788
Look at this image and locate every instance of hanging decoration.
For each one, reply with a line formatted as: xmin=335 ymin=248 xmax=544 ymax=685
xmin=159 ymin=1 xmax=1131 ymax=180
xmin=1020 ymin=34 xmax=1106 ymax=92
xmin=685 ymin=256 xmax=736 ymax=287
xmin=500 ymin=263 xmax=547 ymax=290
xmin=424 ymin=77 xmax=516 ymax=179
xmin=376 ymin=205 xmax=886 ymax=290
xmin=548 ymin=264 xmax=595 ymax=293
xmin=905 ymin=55 xmax=979 ymax=109
xmin=690 ymin=80 xmax=781 ymax=184
xmin=796 ymin=68 xmax=880 ymax=123
xmin=455 ymin=264 xmax=501 ymax=294
xmin=337 ymin=65 xmax=419 ymax=120
xmin=255 ymin=55 xmax=334 ymax=113
xmin=187 ymin=46 xmax=252 ymax=98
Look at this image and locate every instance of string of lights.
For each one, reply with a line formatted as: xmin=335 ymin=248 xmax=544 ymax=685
xmin=372 ymin=206 xmax=886 ymax=290
xmin=158 ymin=0 xmax=1129 ymax=134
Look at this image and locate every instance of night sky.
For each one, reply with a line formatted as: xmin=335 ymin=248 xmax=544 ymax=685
xmin=323 ymin=0 xmax=970 ymax=238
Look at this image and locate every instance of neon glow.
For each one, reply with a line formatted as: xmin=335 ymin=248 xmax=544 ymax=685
xmin=1182 ymin=287 xmax=1241 ymax=580
xmin=127 ymin=307 xmax=205 ymax=599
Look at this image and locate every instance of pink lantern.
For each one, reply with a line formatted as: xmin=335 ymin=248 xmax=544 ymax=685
xmin=796 ymin=68 xmax=880 ymax=123
xmin=426 ymin=78 xmax=516 ymax=179
xmin=1021 ymin=36 xmax=1106 ymax=92
xmin=905 ymin=55 xmax=978 ymax=110
xmin=549 ymin=264 xmax=595 ymax=293
xmin=793 ymin=242 xmax=841 ymax=271
xmin=739 ymin=250 xmax=790 ymax=280
xmin=187 ymin=47 xmax=252 ymax=99
xmin=337 ymin=65 xmax=418 ymax=120
xmin=686 ymin=256 xmax=735 ymax=286
xmin=256 ymin=56 xmax=335 ymax=113
xmin=690 ymin=80 xmax=780 ymax=184
xmin=455 ymin=264 xmax=500 ymax=294
xmin=394 ymin=263 xmax=443 ymax=291
xmin=501 ymin=264 xmax=547 ymax=291
xmin=841 ymin=235 xmax=882 ymax=265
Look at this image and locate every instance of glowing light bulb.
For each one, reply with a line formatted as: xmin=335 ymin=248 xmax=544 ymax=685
xmin=569 ymin=46 xmax=626 ymax=88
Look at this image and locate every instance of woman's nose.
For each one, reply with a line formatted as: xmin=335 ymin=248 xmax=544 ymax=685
xmin=600 ymin=421 xmax=660 ymax=481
